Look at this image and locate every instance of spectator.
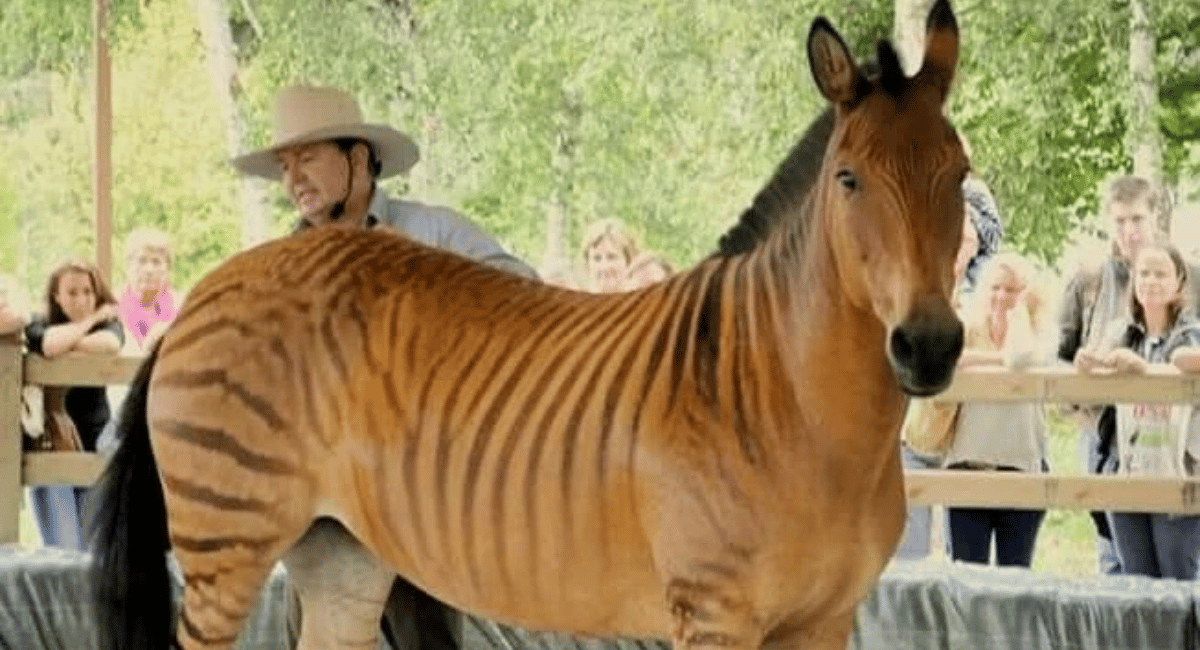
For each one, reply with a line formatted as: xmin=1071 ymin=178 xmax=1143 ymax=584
xmin=956 ymin=133 xmax=1004 ymax=293
xmin=232 ymin=84 xmax=535 ymax=650
xmin=580 ymin=218 xmax=639 ymax=293
xmin=118 ymin=227 xmax=179 ymax=352
xmin=24 ymin=260 xmax=123 ymax=549
xmin=961 ymin=174 xmax=1003 ymax=293
xmin=1056 ymin=174 xmax=1200 ymax=574
xmin=234 ymin=85 xmax=532 ymax=280
xmin=624 ymin=252 xmax=674 ymax=290
xmin=943 ymin=253 xmax=1052 ymax=567
xmin=1077 ymin=242 xmax=1200 ymax=579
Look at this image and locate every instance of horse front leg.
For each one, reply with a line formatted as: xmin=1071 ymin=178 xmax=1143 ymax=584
xmin=666 ymin=574 xmax=765 ymax=650
xmin=759 ymin=612 xmax=855 ymax=650
xmin=283 ymin=519 xmax=396 ymax=650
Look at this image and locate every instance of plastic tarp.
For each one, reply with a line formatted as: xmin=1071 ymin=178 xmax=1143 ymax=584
xmin=0 ymin=546 xmax=1196 ymax=650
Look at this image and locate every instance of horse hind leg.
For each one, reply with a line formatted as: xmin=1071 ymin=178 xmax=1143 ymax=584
xmin=172 ymin=522 xmax=304 ymax=650
xmin=283 ymin=518 xmax=397 ymax=650
xmin=161 ymin=446 xmax=316 ymax=649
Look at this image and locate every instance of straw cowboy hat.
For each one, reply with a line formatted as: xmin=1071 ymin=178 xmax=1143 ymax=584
xmin=232 ymin=85 xmax=419 ymax=180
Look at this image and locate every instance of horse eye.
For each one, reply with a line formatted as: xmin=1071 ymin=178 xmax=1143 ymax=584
xmin=836 ymin=169 xmax=858 ymax=191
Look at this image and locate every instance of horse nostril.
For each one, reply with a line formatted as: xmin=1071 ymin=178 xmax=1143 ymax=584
xmin=890 ymin=326 xmax=915 ymax=365
xmin=890 ymin=320 xmax=963 ymax=366
xmin=947 ymin=320 xmax=965 ymax=358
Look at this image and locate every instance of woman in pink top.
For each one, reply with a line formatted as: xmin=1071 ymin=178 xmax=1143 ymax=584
xmin=118 ymin=228 xmax=178 ymax=350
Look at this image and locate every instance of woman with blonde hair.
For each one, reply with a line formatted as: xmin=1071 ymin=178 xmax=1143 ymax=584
xmin=942 ymin=252 xmax=1053 ymax=566
xmin=580 ymin=218 xmax=639 ymax=293
xmin=118 ymin=227 xmax=179 ymax=351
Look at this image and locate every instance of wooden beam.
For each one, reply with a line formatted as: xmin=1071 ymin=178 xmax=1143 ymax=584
xmin=12 ymin=451 xmax=1200 ymax=514
xmin=19 ymin=359 xmax=1200 ymax=403
xmin=24 ymin=353 xmax=142 ymax=387
xmin=23 ymin=452 xmax=106 ymax=487
xmin=0 ymin=338 xmax=22 ymax=543
xmin=906 ymin=470 xmax=1200 ymax=514
xmin=94 ymin=0 xmax=113 ymax=283
xmin=936 ymin=364 xmax=1200 ymax=404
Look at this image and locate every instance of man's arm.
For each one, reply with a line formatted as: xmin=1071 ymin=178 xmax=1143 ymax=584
xmin=404 ymin=204 xmax=539 ymax=281
xmin=1057 ymin=271 xmax=1089 ymax=363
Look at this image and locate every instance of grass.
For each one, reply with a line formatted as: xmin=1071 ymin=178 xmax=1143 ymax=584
xmin=18 ymin=497 xmax=39 ymax=548
xmin=1030 ymin=410 xmax=1101 ymax=578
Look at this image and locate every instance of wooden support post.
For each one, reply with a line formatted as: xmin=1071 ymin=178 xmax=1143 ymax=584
xmin=94 ymin=0 xmax=114 ymax=283
xmin=0 ymin=335 xmax=23 ymax=544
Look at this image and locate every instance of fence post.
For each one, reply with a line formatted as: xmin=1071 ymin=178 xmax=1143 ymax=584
xmin=0 ymin=334 xmax=21 ymax=544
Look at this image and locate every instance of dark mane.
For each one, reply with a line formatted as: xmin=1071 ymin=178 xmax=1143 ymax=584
xmin=713 ymin=56 xmax=902 ymax=259
xmin=713 ymin=107 xmax=833 ymax=257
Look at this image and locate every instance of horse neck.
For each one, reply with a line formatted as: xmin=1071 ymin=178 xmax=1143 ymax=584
xmin=742 ymin=203 xmax=908 ymax=461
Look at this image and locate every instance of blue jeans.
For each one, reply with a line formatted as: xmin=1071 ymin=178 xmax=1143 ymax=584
xmin=30 ymin=485 xmax=88 ymax=550
xmin=948 ymin=506 xmax=1044 ymax=566
xmin=894 ymin=443 xmax=943 ymax=560
xmin=1109 ymin=512 xmax=1200 ymax=580
xmin=1080 ymin=423 xmax=1123 ymax=575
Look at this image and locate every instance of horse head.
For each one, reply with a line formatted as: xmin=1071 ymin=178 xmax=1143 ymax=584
xmin=808 ymin=0 xmax=967 ymax=396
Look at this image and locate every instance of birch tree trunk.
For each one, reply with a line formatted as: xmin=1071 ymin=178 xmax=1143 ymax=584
xmin=1128 ymin=0 xmax=1167 ymax=232
xmin=385 ymin=0 xmax=438 ymax=194
xmin=542 ymin=86 xmax=582 ymax=276
xmin=893 ymin=0 xmax=928 ymax=76
xmin=194 ymin=0 xmax=269 ymax=249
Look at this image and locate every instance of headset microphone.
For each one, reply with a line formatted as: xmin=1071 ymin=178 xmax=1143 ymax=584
xmin=329 ymin=149 xmax=355 ymax=221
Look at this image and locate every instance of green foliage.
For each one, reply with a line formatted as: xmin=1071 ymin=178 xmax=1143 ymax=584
xmin=2 ymin=0 xmax=1199 ymax=294
xmin=2 ymin=0 xmax=235 ymax=298
xmin=949 ymin=2 xmax=1130 ymax=263
xmin=1158 ymin=0 xmax=1200 ymax=184
xmin=0 ymin=0 xmax=142 ymax=77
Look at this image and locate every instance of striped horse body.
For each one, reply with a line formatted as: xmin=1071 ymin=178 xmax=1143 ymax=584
xmin=91 ymin=3 xmax=967 ymax=650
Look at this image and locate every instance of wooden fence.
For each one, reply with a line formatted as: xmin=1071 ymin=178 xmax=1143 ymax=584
xmin=3 ymin=337 xmax=1199 ymax=543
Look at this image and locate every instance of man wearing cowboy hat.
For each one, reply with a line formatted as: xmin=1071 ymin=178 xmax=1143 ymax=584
xmin=234 ymin=85 xmax=534 ymax=650
xmin=234 ymin=85 xmax=535 ymax=278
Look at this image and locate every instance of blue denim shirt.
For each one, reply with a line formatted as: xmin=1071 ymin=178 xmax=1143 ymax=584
xmin=297 ymin=189 xmax=537 ymax=280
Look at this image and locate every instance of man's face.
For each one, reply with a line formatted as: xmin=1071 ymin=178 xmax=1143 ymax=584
xmin=1109 ymin=197 xmax=1155 ymax=262
xmin=277 ymin=141 xmax=353 ymax=224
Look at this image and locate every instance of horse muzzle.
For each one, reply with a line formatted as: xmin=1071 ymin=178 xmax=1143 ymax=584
xmin=886 ymin=314 xmax=964 ymax=397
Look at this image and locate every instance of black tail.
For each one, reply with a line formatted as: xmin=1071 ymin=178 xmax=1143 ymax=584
xmin=89 ymin=341 xmax=175 ymax=650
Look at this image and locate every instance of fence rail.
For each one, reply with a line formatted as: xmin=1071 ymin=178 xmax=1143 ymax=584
xmin=936 ymin=363 xmax=1200 ymax=404
xmin=3 ymin=339 xmax=1200 ymax=543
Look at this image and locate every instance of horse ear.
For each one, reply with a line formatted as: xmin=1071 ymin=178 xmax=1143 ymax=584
xmin=808 ymin=18 xmax=864 ymax=105
xmin=915 ymin=0 xmax=959 ymax=101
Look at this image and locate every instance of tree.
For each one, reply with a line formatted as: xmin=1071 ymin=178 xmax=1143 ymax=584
xmin=195 ymin=0 xmax=270 ymax=248
xmin=893 ymin=0 xmax=928 ymax=75
xmin=543 ymin=86 xmax=582 ymax=274
xmin=4 ymin=0 xmax=1197 ymax=293
xmin=1128 ymin=0 xmax=1166 ymax=231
